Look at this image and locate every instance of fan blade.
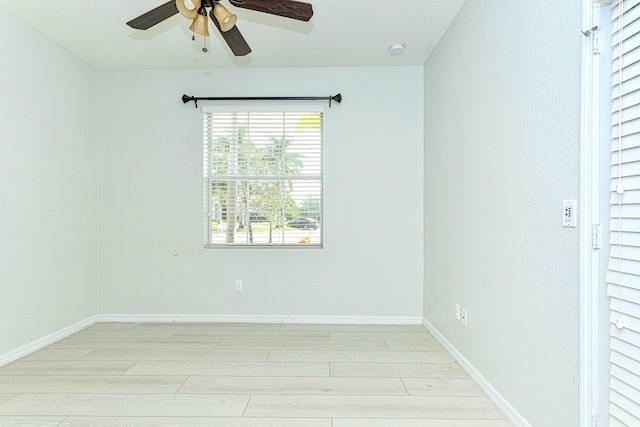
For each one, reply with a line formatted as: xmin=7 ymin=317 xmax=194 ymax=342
xmin=210 ymin=12 xmax=252 ymax=56
xmin=229 ymin=0 xmax=313 ymax=22
xmin=127 ymin=1 xmax=179 ymax=30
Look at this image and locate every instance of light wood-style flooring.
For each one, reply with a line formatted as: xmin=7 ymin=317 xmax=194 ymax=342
xmin=0 ymin=323 xmax=514 ymax=426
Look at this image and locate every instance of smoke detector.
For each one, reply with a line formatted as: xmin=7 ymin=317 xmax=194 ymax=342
xmin=389 ymin=43 xmax=404 ymax=56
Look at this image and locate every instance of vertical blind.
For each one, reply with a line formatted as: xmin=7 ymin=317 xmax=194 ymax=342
xmin=202 ymin=107 xmax=323 ymax=247
xmin=608 ymin=0 xmax=640 ymax=424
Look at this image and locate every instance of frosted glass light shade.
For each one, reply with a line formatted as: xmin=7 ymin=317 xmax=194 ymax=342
xmin=213 ymin=3 xmax=237 ymax=32
xmin=176 ymin=0 xmax=200 ymax=20
xmin=189 ymin=13 xmax=209 ymax=36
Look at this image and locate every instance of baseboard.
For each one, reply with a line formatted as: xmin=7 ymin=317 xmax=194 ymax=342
xmin=422 ymin=317 xmax=532 ymax=427
xmin=98 ymin=314 xmax=424 ymax=325
xmin=0 ymin=315 xmax=98 ymax=367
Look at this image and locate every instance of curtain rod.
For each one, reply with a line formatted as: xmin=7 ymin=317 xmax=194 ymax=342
xmin=181 ymin=93 xmax=342 ymax=109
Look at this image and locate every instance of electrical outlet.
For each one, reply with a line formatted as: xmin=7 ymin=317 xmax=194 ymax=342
xmin=235 ymin=280 xmax=243 ymax=291
xmin=563 ymin=200 xmax=577 ymax=227
xmin=455 ymin=304 xmax=461 ymax=320
xmin=461 ymin=309 xmax=468 ymax=327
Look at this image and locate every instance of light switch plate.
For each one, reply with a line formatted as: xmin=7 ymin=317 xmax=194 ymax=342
xmin=563 ymin=200 xmax=577 ymax=227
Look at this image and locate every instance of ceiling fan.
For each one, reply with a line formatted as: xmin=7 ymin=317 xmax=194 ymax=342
xmin=126 ymin=0 xmax=314 ymax=57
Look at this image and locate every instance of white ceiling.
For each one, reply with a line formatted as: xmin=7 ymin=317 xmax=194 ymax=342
xmin=0 ymin=0 xmax=465 ymax=69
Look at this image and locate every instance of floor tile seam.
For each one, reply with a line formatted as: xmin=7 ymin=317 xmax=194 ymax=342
xmin=52 ymin=340 xmax=224 ymax=344
xmin=46 ymin=348 xmax=226 ymax=352
xmin=328 ymin=417 xmax=511 ymax=421
xmin=162 ymin=374 xmax=409 ymax=379
xmin=269 ymin=360 xmax=452 ymax=364
xmin=76 ymin=349 xmax=99 ymax=361
xmin=0 ymin=362 xmax=462 ymax=378
xmin=126 ymin=361 xmax=333 ymax=366
xmin=0 ymin=374 xmax=193 ymax=379
xmin=399 ymin=378 xmax=410 ymax=396
xmin=120 ymin=360 xmax=141 ymax=376
xmin=57 ymin=415 xmax=329 ymax=421
xmin=241 ymin=395 xmax=252 ymax=417
xmin=221 ymin=393 xmax=499 ymax=399
xmin=0 ymin=373 xmax=142 ymax=377
xmin=0 ymin=394 xmax=17 ymax=407
xmin=330 ymin=375 xmax=470 ymax=379
xmin=271 ymin=352 xmax=448 ymax=354
xmin=173 ymin=375 xmax=191 ymax=394
xmin=78 ymin=359 xmax=271 ymax=362
xmin=81 ymin=349 xmax=271 ymax=353
xmin=0 ymin=375 xmax=474 ymax=384
xmin=0 ymin=391 xmax=214 ymax=396
xmin=170 ymin=335 xmax=333 ymax=339
xmin=329 ymin=339 xmax=433 ymax=342
xmin=329 ymin=361 xmax=464 ymax=366
xmin=122 ymin=374 xmax=333 ymax=378
xmin=173 ymin=392 xmax=416 ymax=396
xmin=3 ymin=392 xmax=253 ymax=397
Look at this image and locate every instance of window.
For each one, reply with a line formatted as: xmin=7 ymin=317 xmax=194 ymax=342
xmin=203 ymin=106 xmax=323 ymax=248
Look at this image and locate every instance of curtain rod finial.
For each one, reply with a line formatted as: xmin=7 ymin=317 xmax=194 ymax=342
xmin=182 ymin=94 xmax=198 ymax=108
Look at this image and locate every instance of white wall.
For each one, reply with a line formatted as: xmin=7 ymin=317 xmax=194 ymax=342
xmin=97 ymin=66 xmax=424 ymax=317
xmin=0 ymin=8 xmax=97 ymax=355
xmin=423 ymin=1 xmax=581 ymax=426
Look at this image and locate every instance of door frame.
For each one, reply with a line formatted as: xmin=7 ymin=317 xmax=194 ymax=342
xmin=580 ymin=0 xmax=604 ymax=425
xmin=581 ymin=0 xmax=616 ymax=425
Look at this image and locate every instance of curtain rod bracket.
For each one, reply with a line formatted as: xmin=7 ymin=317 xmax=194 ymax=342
xmin=181 ymin=93 xmax=342 ymax=108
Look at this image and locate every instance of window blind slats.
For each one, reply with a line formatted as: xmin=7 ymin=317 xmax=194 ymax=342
xmin=610 ymin=310 xmax=640 ymax=338
xmin=611 ymin=348 xmax=640 ymax=379
xmin=607 ymin=286 xmax=640 ymax=314
xmin=610 ymin=310 xmax=640 ymax=334
xmin=609 ymin=2 xmax=640 ymax=424
xmin=203 ymin=109 xmax=323 ymax=247
xmin=611 ymin=159 xmax=640 ymax=177
xmin=609 ymin=188 xmax=640 ymax=204
xmin=612 ymin=102 xmax=640 ymax=127
xmin=611 ymin=390 xmax=640 ymax=422
xmin=609 ymin=175 xmax=640 ymax=192
xmin=609 ymin=243 xmax=640 ymax=261
xmin=611 ymin=379 xmax=640 ymax=415
xmin=610 ymin=146 xmax=640 ymax=166
xmin=609 ymin=219 xmax=640 ymax=233
xmin=607 ymin=255 xmax=640 ymax=275
xmin=611 ymin=116 xmax=640 ymax=137
xmin=612 ymin=0 xmax=640 ymax=27
xmin=606 ymin=271 xmax=640 ymax=292
xmin=612 ymin=50 xmax=640 ymax=80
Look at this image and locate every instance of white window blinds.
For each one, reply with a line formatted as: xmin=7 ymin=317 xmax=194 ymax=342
xmin=608 ymin=1 xmax=640 ymax=424
xmin=202 ymin=107 xmax=323 ymax=247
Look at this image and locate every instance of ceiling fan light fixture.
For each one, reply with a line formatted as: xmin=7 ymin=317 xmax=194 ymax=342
xmin=189 ymin=12 xmax=210 ymax=36
xmin=213 ymin=3 xmax=238 ymax=32
xmin=176 ymin=0 xmax=200 ymax=20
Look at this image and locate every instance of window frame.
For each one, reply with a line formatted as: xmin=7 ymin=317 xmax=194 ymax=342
xmin=202 ymin=104 xmax=324 ymax=249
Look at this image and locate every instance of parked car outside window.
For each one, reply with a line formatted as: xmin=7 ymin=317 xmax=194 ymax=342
xmin=287 ymin=217 xmax=319 ymax=230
